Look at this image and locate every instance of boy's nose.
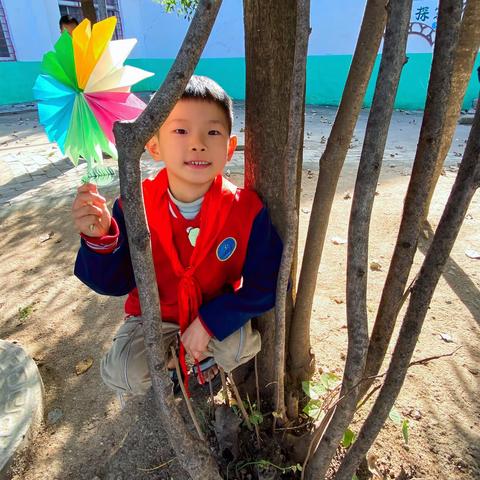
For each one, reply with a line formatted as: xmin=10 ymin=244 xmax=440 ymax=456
xmin=191 ymin=146 xmax=206 ymax=152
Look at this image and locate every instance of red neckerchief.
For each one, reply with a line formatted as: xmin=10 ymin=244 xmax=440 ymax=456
xmin=149 ymin=168 xmax=237 ymax=393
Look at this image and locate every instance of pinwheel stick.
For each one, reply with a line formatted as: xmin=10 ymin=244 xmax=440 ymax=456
xmin=114 ymin=1 xmax=223 ymax=479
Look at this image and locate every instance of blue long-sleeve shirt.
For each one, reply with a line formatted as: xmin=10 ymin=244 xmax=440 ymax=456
xmin=74 ymin=199 xmax=282 ymax=340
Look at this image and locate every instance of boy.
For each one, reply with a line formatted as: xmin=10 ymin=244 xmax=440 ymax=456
xmin=72 ymin=76 xmax=282 ymax=395
xmin=59 ymin=15 xmax=79 ymax=35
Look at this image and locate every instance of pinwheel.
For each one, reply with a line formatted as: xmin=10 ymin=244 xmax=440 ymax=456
xmin=33 ymin=17 xmax=153 ymax=183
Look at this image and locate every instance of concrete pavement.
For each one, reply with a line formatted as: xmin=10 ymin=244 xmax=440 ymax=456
xmin=0 ymin=101 xmax=472 ymax=211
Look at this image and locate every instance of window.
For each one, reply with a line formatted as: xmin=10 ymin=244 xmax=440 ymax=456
xmin=58 ymin=1 xmax=123 ymax=39
xmin=0 ymin=0 xmax=15 ymax=61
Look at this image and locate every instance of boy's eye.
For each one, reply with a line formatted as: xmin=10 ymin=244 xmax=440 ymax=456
xmin=174 ymin=129 xmax=187 ymax=134
xmin=208 ymin=130 xmax=221 ymax=136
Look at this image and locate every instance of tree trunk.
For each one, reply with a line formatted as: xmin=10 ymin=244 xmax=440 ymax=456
xmin=80 ymin=0 xmax=97 ymax=22
xmin=273 ymin=0 xmax=310 ymax=420
xmin=114 ymin=2 xmax=223 ymax=478
xmin=243 ymin=0 xmax=302 ymax=400
xmin=361 ymin=0 xmax=463 ymax=398
xmin=305 ymin=0 xmax=413 ymax=477
xmin=423 ymin=0 xmax=480 ymax=222
xmin=335 ymin=97 xmax=480 ymax=480
xmin=288 ymin=0 xmax=388 ymax=386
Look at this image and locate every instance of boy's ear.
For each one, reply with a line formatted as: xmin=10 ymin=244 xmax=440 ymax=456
xmin=227 ymin=135 xmax=238 ymax=161
xmin=146 ymin=134 xmax=162 ymax=161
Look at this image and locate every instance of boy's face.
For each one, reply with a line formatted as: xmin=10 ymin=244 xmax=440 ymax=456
xmin=146 ymin=99 xmax=237 ymax=197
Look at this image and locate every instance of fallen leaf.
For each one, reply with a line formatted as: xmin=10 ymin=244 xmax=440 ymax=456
xmin=331 ymin=236 xmax=347 ymax=245
xmin=39 ymin=231 xmax=54 ymax=243
xmin=367 ymin=453 xmax=383 ymax=479
xmin=370 ymin=261 xmax=382 ymax=271
xmin=75 ymin=357 xmax=94 ymax=375
xmin=333 ymin=297 xmax=344 ymax=304
xmin=439 ymin=333 xmax=453 ymax=343
xmin=465 ymin=249 xmax=480 ymax=259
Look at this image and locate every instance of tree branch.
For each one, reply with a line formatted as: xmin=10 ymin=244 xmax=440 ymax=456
xmin=288 ymin=0 xmax=388 ymax=384
xmin=335 ymin=83 xmax=480 ymax=480
xmin=114 ymin=1 xmax=223 ymax=478
xmin=274 ymin=0 xmax=311 ymax=422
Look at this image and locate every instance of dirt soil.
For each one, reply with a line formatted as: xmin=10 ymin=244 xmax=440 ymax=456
xmin=0 ymin=164 xmax=479 ymax=479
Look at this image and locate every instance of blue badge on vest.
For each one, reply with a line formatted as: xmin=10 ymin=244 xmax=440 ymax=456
xmin=216 ymin=237 xmax=237 ymax=261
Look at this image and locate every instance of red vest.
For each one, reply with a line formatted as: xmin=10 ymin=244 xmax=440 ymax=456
xmin=124 ymin=169 xmax=263 ymax=331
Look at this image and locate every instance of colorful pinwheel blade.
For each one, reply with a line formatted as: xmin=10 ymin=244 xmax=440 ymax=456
xmin=65 ymin=95 xmax=117 ymax=168
xmin=41 ymin=32 xmax=78 ymax=90
xmin=73 ymin=17 xmax=117 ymax=90
xmin=84 ymin=92 xmax=146 ymax=143
xmin=84 ymin=38 xmax=138 ymax=92
xmin=85 ymin=65 xmax=154 ymax=93
xmin=33 ymin=74 xmax=76 ymax=152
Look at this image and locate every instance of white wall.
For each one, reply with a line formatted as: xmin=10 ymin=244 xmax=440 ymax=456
xmin=119 ymin=0 xmax=244 ymax=59
xmin=3 ymin=0 xmax=438 ymax=62
xmin=3 ymin=0 xmax=59 ymax=61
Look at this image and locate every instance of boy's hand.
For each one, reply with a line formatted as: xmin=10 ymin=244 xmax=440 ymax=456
xmin=181 ymin=317 xmax=212 ymax=361
xmin=72 ymin=183 xmax=111 ymax=237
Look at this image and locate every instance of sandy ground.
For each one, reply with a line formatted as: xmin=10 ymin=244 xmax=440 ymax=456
xmin=0 ymin=106 xmax=479 ymax=479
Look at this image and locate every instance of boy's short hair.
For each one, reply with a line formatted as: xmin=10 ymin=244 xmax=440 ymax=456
xmin=181 ymin=76 xmax=233 ymax=134
xmin=59 ymin=15 xmax=79 ymax=29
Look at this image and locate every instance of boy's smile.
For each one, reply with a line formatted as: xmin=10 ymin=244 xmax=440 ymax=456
xmin=146 ymin=99 xmax=237 ymax=203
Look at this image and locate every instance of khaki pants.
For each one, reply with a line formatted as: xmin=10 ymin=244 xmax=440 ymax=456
xmin=100 ymin=316 xmax=261 ymax=395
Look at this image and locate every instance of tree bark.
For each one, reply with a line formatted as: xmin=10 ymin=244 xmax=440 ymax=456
xmin=335 ymin=98 xmax=480 ymax=480
xmin=288 ymin=0 xmax=388 ymax=385
xmin=273 ymin=0 xmax=310 ymax=420
xmin=114 ymin=2 xmax=223 ymax=478
xmin=423 ymin=0 xmax=480 ymax=222
xmin=80 ymin=0 xmax=97 ymax=22
xmin=361 ymin=0 xmax=464 ymax=397
xmin=305 ymin=1 xmax=412 ymax=477
xmin=243 ymin=0 xmax=301 ymax=399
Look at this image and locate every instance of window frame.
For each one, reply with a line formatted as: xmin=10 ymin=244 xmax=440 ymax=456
xmin=0 ymin=0 xmax=16 ymax=61
xmin=58 ymin=0 xmax=123 ymax=39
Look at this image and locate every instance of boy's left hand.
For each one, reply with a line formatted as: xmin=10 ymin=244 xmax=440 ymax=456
xmin=181 ymin=317 xmax=212 ymax=361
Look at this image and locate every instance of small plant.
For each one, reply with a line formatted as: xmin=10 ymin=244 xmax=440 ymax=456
xmin=389 ymin=406 xmax=410 ymax=445
xmin=246 ymin=395 xmax=263 ymax=426
xmin=302 ymin=371 xmax=341 ymax=421
xmin=341 ymin=428 xmax=356 ymax=449
xmin=18 ymin=303 xmax=35 ymax=322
